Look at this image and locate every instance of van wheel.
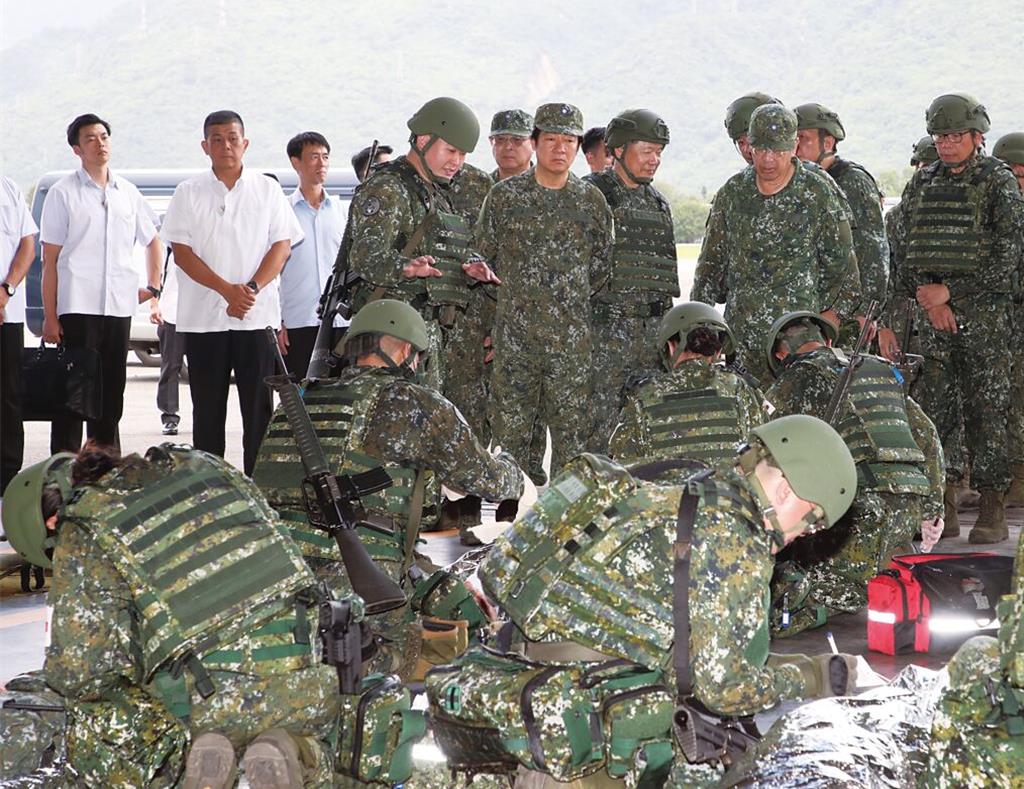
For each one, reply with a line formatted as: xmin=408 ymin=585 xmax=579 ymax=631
xmin=133 ymin=348 xmax=161 ymax=367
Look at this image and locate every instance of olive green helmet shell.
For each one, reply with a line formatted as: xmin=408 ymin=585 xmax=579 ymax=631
xmin=765 ymin=311 xmax=838 ymax=377
xmin=724 ymin=92 xmax=782 ymax=141
xmin=910 ymin=135 xmax=939 ymax=166
xmin=750 ymin=415 xmax=856 ymax=528
xmin=925 ymin=93 xmax=991 ymax=135
xmin=533 ymin=102 xmax=584 ymax=137
xmin=794 ymin=103 xmax=846 ymax=142
xmin=407 ymin=97 xmax=480 ymax=153
xmin=657 ymin=302 xmax=734 ymax=368
xmin=747 ymin=104 xmax=798 ymax=151
xmin=490 ymin=109 xmax=534 ymax=138
xmin=605 ymin=109 xmax=670 ymax=150
xmin=1 ymin=453 xmax=75 ymax=569
xmin=993 ymin=132 xmax=1024 ymax=166
xmin=338 ymin=299 xmax=429 ymax=354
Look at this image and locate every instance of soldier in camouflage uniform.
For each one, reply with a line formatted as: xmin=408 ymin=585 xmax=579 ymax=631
xmin=1 ymin=446 xmax=340 ymax=789
xmin=795 ymin=103 xmax=889 ymax=347
xmin=584 ymin=109 xmax=681 ymax=453
xmin=477 ymin=102 xmax=614 ymax=496
xmin=252 ymin=300 xmax=523 ymax=676
xmin=993 ymin=132 xmax=1024 ymax=508
xmin=722 ymin=91 xmax=782 ymax=166
xmin=693 ymin=103 xmax=860 ymax=383
xmin=923 ymin=525 xmax=1024 ymax=787
xmin=764 ymin=311 xmax=944 ymax=635
xmin=608 ymin=301 xmax=765 ymax=478
xmin=340 ymin=96 xmax=499 ymax=391
xmin=880 ymin=93 xmax=1024 ymax=544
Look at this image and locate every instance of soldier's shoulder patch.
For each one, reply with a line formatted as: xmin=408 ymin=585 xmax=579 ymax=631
xmin=363 ymin=196 xmax=382 ymax=216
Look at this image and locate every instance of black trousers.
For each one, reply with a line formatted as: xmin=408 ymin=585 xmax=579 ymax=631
xmin=283 ymin=325 xmax=318 ymax=379
xmin=50 ymin=314 xmax=130 ymax=454
xmin=157 ymin=321 xmax=186 ymax=422
xmin=0 ymin=321 xmax=24 ymax=493
xmin=184 ymin=329 xmax=274 ymax=476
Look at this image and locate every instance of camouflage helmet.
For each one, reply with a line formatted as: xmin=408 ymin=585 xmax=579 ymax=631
xmin=338 ymin=299 xmax=429 ymax=354
xmin=490 ymin=109 xmax=534 ymax=138
xmin=794 ymin=103 xmax=846 ymax=142
xmin=747 ymin=104 xmax=798 ymax=151
xmin=925 ymin=93 xmax=991 ymax=135
xmin=724 ymin=92 xmax=782 ymax=141
xmin=750 ymin=415 xmax=856 ymax=528
xmin=604 ymin=109 xmax=670 ymax=150
xmin=765 ymin=311 xmax=838 ymax=377
xmin=1 ymin=453 xmax=75 ymax=569
xmin=993 ymin=132 xmax=1024 ymax=166
xmin=910 ymin=135 xmax=939 ymax=166
xmin=657 ymin=302 xmax=734 ymax=369
xmin=533 ymin=102 xmax=584 ymax=137
xmin=407 ymin=97 xmax=480 ymax=153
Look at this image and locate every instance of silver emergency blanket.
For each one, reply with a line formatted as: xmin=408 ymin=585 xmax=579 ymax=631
xmin=722 ymin=665 xmax=948 ymax=788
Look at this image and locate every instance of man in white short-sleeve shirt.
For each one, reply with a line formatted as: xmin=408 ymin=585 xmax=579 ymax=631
xmin=0 ymin=175 xmax=39 ymax=492
xmin=39 ymin=113 xmax=162 ymax=454
xmin=279 ymin=130 xmax=347 ymax=378
xmin=161 ymin=110 xmax=303 ymax=474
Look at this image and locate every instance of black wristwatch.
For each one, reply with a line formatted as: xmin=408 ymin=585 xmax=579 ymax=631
xmin=146 ymin=285 xmax=161 ymax=299
xmin=1 ymin=281 xmax=14 ymax=297
xmin=246 ymin=279 xmax=260 ymax=294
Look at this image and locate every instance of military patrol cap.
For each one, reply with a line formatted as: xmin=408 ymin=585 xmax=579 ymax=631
xmin=750 ymin=415 xmax=856 ymax=528
xmin=765 ymin=311 xmax=839 ymax=377
xmin=658 ymin=302 xmax=734 ymax=368
xmin=747 ymin=104 xmax=798 ymax=151
xmin=339 ymin=299 xmax=429 ymax=354
xmin=604 ymin=109 xmax=670 ymax=150
xmin=925 ymin=93 xmax=991 ymax=135
xmin=407 ymin=97 xmax=480 ymax=153
xmin=533 ymin=102 xmax=584 ymax=137
xmin=724 ymin=92 xmax=782 ymax=141
xmin=993 ymin=132 xmax=1024 ymax=166
xmin=794 ymin=103 xmax=846 ymax=142
xmin=2 ymin=453 xmax=75 ymax=569
xmin=490 ymin=109 xmax=534 ymax=138
xmin=910 ymin=135 xmax=939 ymax=166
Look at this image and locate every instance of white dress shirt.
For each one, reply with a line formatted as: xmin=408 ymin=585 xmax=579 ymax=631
xmin=39 ymin=168 xmax=158 ymax=318
xmin=0 ymin=175 xmax=39 ymax=324
xmin=161 ymin=169 xmax=303 ymax=333
xmin=281 ymin=188 xmax=347 ymax=328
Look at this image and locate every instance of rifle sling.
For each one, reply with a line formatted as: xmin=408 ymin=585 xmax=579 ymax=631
xmin=401 ymin=471 xmax=428 ymax=583
xmin=674 ymin=470 xmax=713 ymax=697
xmin=369 ymin=191 xmax=437 ymax=303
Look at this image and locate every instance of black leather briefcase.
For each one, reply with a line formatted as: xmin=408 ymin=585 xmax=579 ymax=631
xmin=21 ymin=341 xmax=102 ymax=421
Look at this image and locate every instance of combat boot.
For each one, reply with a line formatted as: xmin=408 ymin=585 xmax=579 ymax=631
xmin=956 ymin=478 xmax=980 ymax=510
xmin=242 ymin=728 xmax=304 ymax=789
xmin=968 ymin=489 xmax=1009 ymax=544
xmin=436 ymin=498 xmax=462 ymax=532
xmin=183 ymin=732 xmax=236 ymax=789
xmin=458 ymin=495 xmax=483 ymax=546
xmin=495 ymin=499 xmax=519 ymax=522
xmin=941 ymin=482 xmax=960 ymax=539
xmin=1006 ymin=464 xmax=1024 ymax=507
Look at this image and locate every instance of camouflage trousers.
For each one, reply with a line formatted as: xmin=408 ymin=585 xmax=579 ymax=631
xmin=587 ymin=309 xmax=663 ymax=454
xmin=1010 ymin=304 xmax=1024 ymax=466
xmin=914 ymin=300 xmax=1012 ymax=490
xmin=442 ymin=290 xmax=495 ymax=443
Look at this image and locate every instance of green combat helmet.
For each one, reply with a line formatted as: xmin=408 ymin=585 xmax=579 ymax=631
xmin=407 ymin=97 xmax=480 ymax=183
xmin=337 ymin=299 xmax=429 ymax=356
xmin=925 ymin=93 xmax=991 ymax=135
xmin=794 ymin=103 xmax=846 ymax=141
xmin=748 ymin=103 xmax=798 ymax=151
xmin=1 ymin=453 xmax=75 ymax=569
xmin=657 ymin=301 xmax=734 ymax=369
xmin=993 ymin=132 xmax=1024 ymax=166
xmin=533 ymin=102 xmax=584 ymax=137
xmin=490 ymin=109 xmax=534 ymax=138
xmin=604 ymin=109 xmax=670 ymax=185
xmin=765 ymin=310 xmax=838 ymax=377
xmin=724 ymin=92 xmax=783 ymax=141
xmin=910 ymin=135 xmax=939 ymax=167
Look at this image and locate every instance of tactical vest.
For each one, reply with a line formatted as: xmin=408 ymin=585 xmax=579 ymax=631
xmin=828 ymin=157 xmax=883 ymax=200
xmin=62 ymin=447 xmax=316 ymax=684
xmin=422 ymin=208 xmax=474 ymax=309
xmin=479 ymin=455 xmax=765 ymax=671
xmin=251 ymin=370 xmax=426 ymax=586
xmin=589 ymin=172 xmax=679 ymax=299
xmin=905 ymin=159 xmax=1001 ymax=276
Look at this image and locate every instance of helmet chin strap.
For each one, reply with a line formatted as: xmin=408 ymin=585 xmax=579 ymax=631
xmin=372 ymin=346 xmax=421 ymax=381
xmin=814 ymin=129 xmax=833 ymax=165
xmin=737 ymin=445 xmax=827 ymax=549
xmin=411 ymin=133 xmax=451 ymax=185
xmin=614 ymin=143 xmax=652 ymax=186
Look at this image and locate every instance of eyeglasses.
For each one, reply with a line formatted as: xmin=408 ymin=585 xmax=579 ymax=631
xmin=932 ymin=131 xmax=969 ymax=143
xmin=490 ymin=136 xmax=530 ymax=148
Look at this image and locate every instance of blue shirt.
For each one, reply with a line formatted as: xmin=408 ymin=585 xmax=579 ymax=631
xmin=281 ymin=187 xmax=347 ymax=328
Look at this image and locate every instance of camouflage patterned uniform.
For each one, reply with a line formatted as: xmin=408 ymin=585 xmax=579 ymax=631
xmin=43 ymin=448 xmax=338 ymax=788
xmin=585 ymin=169 xmax=680 ymax=453
xmin=766 ymin=348 xmax=944 ymax=632
xmin=608 ymin=359 xmax=765 ymax=477
xmin=476 ymin=170 xmax=613 ymax=483
xmin=886 ymin=155 xmax=1024 ymax=493
xmin=692 ymin=162 xmax=859 ymax=383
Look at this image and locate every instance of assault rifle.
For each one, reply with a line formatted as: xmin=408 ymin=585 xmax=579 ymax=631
xmin=823 ymin=300 xmax=878 ymax=426
xmin=894 ymin=296 xmax=924 ymax=389
xmin=264 ymin=327 xmax=406 ymax=615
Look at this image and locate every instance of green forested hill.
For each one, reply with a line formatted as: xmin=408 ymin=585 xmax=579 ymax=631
xmin=2 ymin=0 xmax=1022 ymax=201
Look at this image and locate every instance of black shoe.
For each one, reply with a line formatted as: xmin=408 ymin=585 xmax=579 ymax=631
xmin=495 ymin=499 xmax=519 ymax=522
xmin=33 ymin=565 xmax=45 ymax=590
xmin=162 ymin=419 xmax=179 ymax=436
